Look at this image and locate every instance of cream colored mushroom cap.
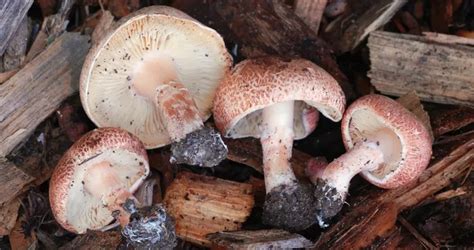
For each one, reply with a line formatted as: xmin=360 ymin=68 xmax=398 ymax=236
xmin=49 ymin=127 xmax=149 ymax=234
xmin=213 ymin=57 xmax=346 ymax=140
xmin=80 ymin=6 xmax=232 ymax=149
xmin=341 ymin=94 xmax=433 ymax=189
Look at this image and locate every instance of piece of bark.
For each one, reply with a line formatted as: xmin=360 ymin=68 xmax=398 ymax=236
xmin=24 ymin=0 xmax=76 ymax=63
xmin=108 ymin=0 xmax=140 ymax=18
xmin=91 ymin=10 xmax=115 ymax=44
xmin=293 ymin=0 xmax=327 ymax=34
xmin=322 ymin=0 xmax=407 ymax=54
xmin=224 ymin=137 xmax=310 ymax=181
xmin=164 ymin=172 xmax=254 ymax=247
xmin=58 ymin=231 xmax=122 ymax=250
xmin=314 ymin=134 xmax=474 ymax=249
xmin=37 ymin=0 xmax=58 ymax=17
xmin=2 ymin=17 xmax=30 ymax=71
xmin=0 ymin=32 xmax=90 ymax=157
xmin=0 ymin=158 xmax=34 ymax=206
xmin=0 ymin=0 xmax=33 ymax=55
xmin=173 ymin=0 xmax=355 ymax=101
xmin=0 ymin=69 xmax=18 ymax=84
xmin=430 ymin=0 xmax=452 ymax=33
xmin=208 ymin=229 xmax=314 ymax=249
xmin=368 ymin=31 xmax=474 ymax=107
xmin=397 ymin=91 xmax=434 ymax=141
xmin=423 ymin=31 xmax=474 ymax=46
xmin=430 ymin=106 xmax=474 ymax=137
xmin=9 ymin=215 xmax=37 ymax=250
xmin=0 ymin=198 xmax=21 ymax=235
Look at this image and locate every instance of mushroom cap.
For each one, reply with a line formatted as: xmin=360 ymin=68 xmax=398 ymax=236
xmin=213 ymin=57 xmax=345 ymax=140
xmin=49 ymin=127 xmax=149 ymax=234
xmin=80 ymin=6 xmax=232 ymax=149
xmin=341 ymin=94 xmax=432 ymax=189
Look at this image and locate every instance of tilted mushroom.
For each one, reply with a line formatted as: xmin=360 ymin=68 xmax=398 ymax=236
xmin=213 ymin=57 xmax=345 ymax=231
xmin=80 ymin=6 xmax=232 ymax=167
xmin=49 ymin=127 xmax=176 ymax=248
xmin=311 ymin=94 xmax=433 ymax=225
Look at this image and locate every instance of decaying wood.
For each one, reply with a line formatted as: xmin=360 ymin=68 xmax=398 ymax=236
xmin=293 ymin=0 xmax=327 ymax=34
xmin=91 ymin=11 xmax=115 ymax=44
xmin=0 ymin=198 xmax=21 ymax=236
xmin=25 ymin=0 xmax=76 ymax=63
xmin=0 ymin=158 xmax=34 ymax=206
xmin=368 ymin=31 xmax=474 ymax=107
xmin=224 ymin=138 xmax=310 ymax=181
xmin=322 ymin=0 xmax=407 ymax=53
xmin=58 ymin=231 xmax=122 ymax=250
xmin=0 ymin=0 xmax=33 ymax=56
xmin=164 ymin=172 xmax=254 ymax=247
xmin=173 ymin=0 xmax=355 ymax=100
xmin=430 ymin=106 xmax=474 ymax=137
xmin=397 ymin=91 xmax=434 ymax=141
xmin=397 ymin=216 xmax=437 ymax=249
xmin=423 ymin=31 xmax=474 ymax=46
xmin=208 ymin=229 xmax=314 ymax=249
xmin=2 ymin=17 xmax=30 ymax=72
xmin=0 ymin=32 xmax=90 ymax=157
xmin=314 ymin=134 xmax=474 ymax=249
xmin=9 ymin=215 xmax=38 ymax=250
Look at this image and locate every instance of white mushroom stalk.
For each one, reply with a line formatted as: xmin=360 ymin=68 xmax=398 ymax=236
xmin=260 ymin=101 xmax=298 ymax=193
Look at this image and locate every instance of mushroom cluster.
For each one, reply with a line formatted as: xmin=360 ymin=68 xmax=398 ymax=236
xmin=49 ymin=127 xmax=176 ymax=248
xmin=309 ymin=94 xmax=433 ymax=225
xmin=80 ymin=6 xmax=232 ymax=167
xmin=213 ymin=57 xmax=346 ymax=231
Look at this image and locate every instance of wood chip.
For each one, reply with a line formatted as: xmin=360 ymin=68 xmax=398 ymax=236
xmin=294 ymin=0 xmax=328 ymax=34
xmin=0 ymin=32 xmax=90 ymax=157
xmin=0 ymin=0 xmax=33 ymax=55
xmin=0 ymin=158 xmax=34 ymax=206
xmin=0 ymin=198 xmax=21 ymax=236
xmin=368 ymin=31 xmax=474 ymax=107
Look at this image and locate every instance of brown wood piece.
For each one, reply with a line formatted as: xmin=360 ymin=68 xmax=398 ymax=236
xmin=9 ymin=215 xmax=37 ymax=250
xmin=37 ymin=0 xmax=58 ymax=17
xmin=173 ymin=0 xmax=355 ymax=101
xmin=0 ymin=198 xmax=21 ymax=236
xmin=163 ymin=172 xmax=254 ymax=247
xmin=0 ymin=69 xmax=19 ymax=84
xmin=294 ymin=0 xmax=328 ymax=34
xmin=0 ymin=0 xmax=33 ymax=55
xmin=91 ymin=11 xmax=115 ymax=45
xmin=368 ymin=31 xmax=474 ymax=107
xmin=224 ymin=137 xmax=311 ymax=181
xmin=0 ymin=158 xmax=34 ymax=206
xmin=0 ymin=32 xmax=90 ymax=157
xmin=430 ymin=0 xmax=453 ymax=33
xmin=58 ymin=230 xmax=122 ymax=250
xmin=322 ymin=0 xmax=407 ymax=53
xmin=208 ymin=229 xmax=314 ymax=249
xmin=430 ymin=106 xmax=474 ymax=137
xmin=108 ymin=0 xmax=140 ymax=18
xmin=2 ymin=17 xmax=30 ymax=72
xmin=314 ymin=134 xmax=474 ymax=249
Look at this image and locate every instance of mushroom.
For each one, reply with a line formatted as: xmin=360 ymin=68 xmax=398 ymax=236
xmin=311 ymin=94 xmax=433 ymax=225
xmin=80 ymin=6 xmax=232 ymax=167
xmin=49 ymin=127 xmax=176 ymax=248
xmin=213 ymin=57 xmax=345 ymax=231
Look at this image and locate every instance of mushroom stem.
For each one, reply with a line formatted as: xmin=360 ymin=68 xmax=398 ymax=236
xmin=155 ymin=81 xmax=204 ymax=141
xmin=260 ymin=100 xmax=297 ymax=193
xmin=315 ymin=141 xmax=385 ymax=196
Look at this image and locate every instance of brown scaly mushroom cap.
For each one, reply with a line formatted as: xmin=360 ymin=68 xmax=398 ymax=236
xmin=80 ymin=6 xmax=232 ymax=149
xmin=49 ymin=127 xmax=149 ymax=234
xmin=311 ymin=94 xmax=432 ymax=225
xmin=213 ymin=57 xmax=345 ymax=231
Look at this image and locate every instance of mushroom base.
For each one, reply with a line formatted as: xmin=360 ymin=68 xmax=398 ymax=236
xmin=170 ymin=127 xmax=228 ymax=167
xmin=312 ymin=179 xmax=345 ymax=227
xmin=262 ymin=183 xmax=317 ymax=231
xmin=122 ymin=200 xmax=177 ymax=250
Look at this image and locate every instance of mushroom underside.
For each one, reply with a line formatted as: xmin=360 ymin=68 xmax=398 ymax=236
xmin=65 ymin=149 xmax=147 ymax=233
xmin=226 ymin=100 xmax=328 ymax=139
xmin=83 ymin=14 xmax=229 ymax=148
xmin=346 ymin=109 xmax=403 ymax=180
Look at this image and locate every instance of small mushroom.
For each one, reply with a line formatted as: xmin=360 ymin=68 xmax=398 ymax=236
xmin=49 ymin=127 xmax=176 ymax=248
xmin=311 ymin=94 xmax=433 ymax=225
xmin=80 ymin=6 xmax=232 ymax=167
xmin=213 ymin=57 xmax=345 ymax=231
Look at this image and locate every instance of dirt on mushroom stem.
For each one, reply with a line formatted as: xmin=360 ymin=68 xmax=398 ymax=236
xmin=259 ymin=101 xmax=318 ymax=231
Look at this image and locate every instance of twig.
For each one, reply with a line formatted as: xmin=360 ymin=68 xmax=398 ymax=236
xmin=398 ymin=216 xmax=437 ymax=250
